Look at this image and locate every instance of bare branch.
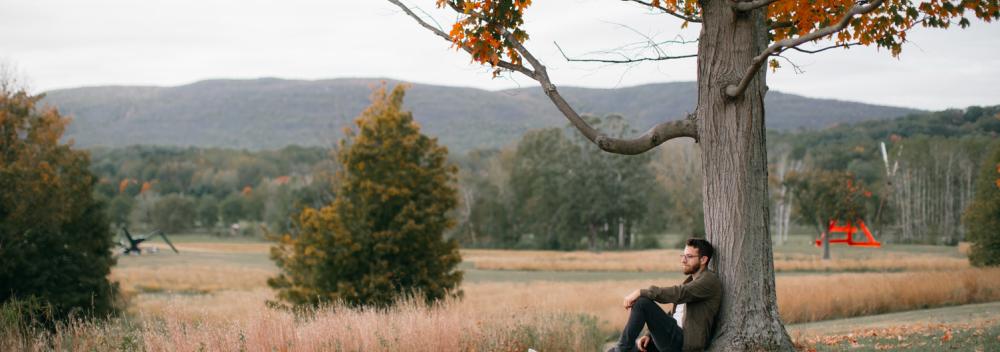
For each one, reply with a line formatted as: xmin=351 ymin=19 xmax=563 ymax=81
xmin=788 ymin=42 xmax=861 ymax=54
xmin=387 ymin=0 xmax=699 ymax=154
xmin=555 ymin=42 xmax=697 ymax=63
xmin=730 ymin=0 xmax=782 ymax=12
xmin=621 ymin=0 xmax=703 ymax=23
xmin=726 ymin=0 xmax=886 ymax=98
xmin=772 ymin=54 xmax=804 ymax=74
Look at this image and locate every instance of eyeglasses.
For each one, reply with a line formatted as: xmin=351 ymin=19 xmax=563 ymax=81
xmin=679 ymin=254 xmax=700 ymax=261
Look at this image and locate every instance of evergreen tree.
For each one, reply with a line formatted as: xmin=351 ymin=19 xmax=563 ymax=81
xmin=963 ymin=143 xmax=1000 ymax=266
xmin=0 ymin=87 xmax=119 ymax=322
xmin=269 ymin=84 xmax=462 ymax=308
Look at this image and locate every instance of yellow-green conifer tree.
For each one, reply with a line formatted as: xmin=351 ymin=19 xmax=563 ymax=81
xmin=269 ymin=84 xmax=462 ymax=307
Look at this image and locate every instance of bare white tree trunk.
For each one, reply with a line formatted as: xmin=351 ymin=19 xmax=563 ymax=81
xmin=618 ymin=218 xmax=625 ymax=249
xmin=773 ymin=154 xmax=788 ymax=245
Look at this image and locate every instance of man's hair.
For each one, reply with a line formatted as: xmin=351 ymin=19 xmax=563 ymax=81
xmin=686 ymin=238 xmax=714 ymax=265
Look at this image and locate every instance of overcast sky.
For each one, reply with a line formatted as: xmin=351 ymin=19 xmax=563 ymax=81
xmin=2 ymin=0 xmax=998 ymax=110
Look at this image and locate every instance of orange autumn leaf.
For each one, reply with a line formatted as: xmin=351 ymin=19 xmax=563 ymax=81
xmin=940 ymin=329 xmax=952 ymax=342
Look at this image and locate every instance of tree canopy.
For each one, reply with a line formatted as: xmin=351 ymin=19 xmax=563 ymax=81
xmin=433 ymin=0 xmax=998 ymax=72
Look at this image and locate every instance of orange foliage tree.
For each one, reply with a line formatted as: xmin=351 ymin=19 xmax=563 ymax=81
xmin=388 ymin=0 xmax=997 ymax=349
xmin=0 ymin=85 xmax=119 ymax=323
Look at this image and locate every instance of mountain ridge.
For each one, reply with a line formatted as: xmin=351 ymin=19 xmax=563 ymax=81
xmin=42 ymin=78 xmax=923 ymax=153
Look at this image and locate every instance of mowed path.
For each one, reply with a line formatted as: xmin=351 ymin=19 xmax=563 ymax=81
xmin=789 ymin=301 xmax=1000 ymax=336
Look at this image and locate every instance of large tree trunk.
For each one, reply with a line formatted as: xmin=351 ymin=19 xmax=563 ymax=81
xmin=697 ymin=0 xmax=794 ymax=350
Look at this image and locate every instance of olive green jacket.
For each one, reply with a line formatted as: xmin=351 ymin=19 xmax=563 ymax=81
xmin=640 ymin=270 xmax=722 ymax=352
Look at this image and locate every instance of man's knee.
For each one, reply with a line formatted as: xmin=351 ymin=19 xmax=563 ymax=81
xmin=633 ymin=296 xmax=655 ymax=309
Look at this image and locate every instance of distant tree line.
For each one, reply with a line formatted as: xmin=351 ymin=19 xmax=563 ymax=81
xmin=770 ymin=106 xmax=1000 ymax=245
xmin=88 ymin=145 xmax=337 ymax=236
xmin=86 ymin=105 xmax=999 ymax=248
xmin=452 ymin=116 xmax=675 ymax=250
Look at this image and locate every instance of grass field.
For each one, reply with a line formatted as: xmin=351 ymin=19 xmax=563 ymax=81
xmin=6 ymin=233 xmax=999 ymax=351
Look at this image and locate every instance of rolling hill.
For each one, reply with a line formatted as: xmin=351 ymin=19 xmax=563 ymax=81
xmin=42 ymin=78 xmax=922 ymax=153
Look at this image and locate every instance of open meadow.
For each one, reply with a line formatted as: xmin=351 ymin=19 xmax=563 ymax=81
xmin=5 ymin=233 xmax=1000 ymax=351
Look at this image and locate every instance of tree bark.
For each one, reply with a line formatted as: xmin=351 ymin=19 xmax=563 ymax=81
xmin=697 ymin=1 xmax=794 ymax=350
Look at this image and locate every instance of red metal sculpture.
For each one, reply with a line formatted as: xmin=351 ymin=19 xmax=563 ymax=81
xmin=814 ymin=220 xmax=881 ymax=248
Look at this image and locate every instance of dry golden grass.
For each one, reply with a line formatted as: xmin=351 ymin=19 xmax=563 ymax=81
xmin=777 ymin=268 xmax=1000 ymax=323
xmin=10 ymin=268 xmax=998 ymax=352
xmin=5 ymin=295 xmax=602 ymax=352
xmin=464 ymin=248 xmax=970 ymax=273
xmin=172 ymin=242 xmax=271 ymax=254
xmin=116 ymin=266 xmax=1000 ymax=331
xmin=132 ymin=288 xmax=276 ymax=322
xmin=462 ymin=268 xmax=1000 ymax=328
xmin=7 ymin=242 xmax=999 ymax=352
xmin=465 ymin=249 xmax=683 ymax=272
xmin=111 ymin=264 xmax=274 ymax=294
xmin=958 ymin=241 xmax=972 ymax=255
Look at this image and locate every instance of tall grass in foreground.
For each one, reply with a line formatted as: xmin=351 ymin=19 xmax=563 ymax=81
xmin=1 ymin=296 xmax=602 ymax=352
xmin=5 ymin=268 xmax=999 ymax=351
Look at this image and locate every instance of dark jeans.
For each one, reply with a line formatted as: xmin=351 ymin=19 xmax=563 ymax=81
xmin=615 ymin=297 xmax=684 ymax=352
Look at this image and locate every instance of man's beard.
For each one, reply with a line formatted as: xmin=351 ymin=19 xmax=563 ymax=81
xmin=683 ymin=261 xmax=701 ymax=275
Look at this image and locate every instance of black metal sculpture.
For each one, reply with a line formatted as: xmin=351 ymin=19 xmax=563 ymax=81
xmin=119 ymin=226 xmax=179 ymax=255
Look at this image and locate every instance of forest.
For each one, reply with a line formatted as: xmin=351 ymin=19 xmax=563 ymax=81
xmin=88 ymin=105 xmax=1000 ymax=249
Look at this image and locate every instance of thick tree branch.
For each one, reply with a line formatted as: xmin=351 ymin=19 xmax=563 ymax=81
xmin=769 ymin=21 xmax=795 ymax=30
xmin=387 ymin=0 xmax=698 ymax=154
xmin=621 ymin=0 xmax=703 ymax=23
xmin=555 ymin=42 xmax=697 ymax=63
xmin=506 ymin=32 xmax=697 ymax=154
xmin=730 ymin=0 xmax=782 ymax=12
xmin=726 ymin=0 xmax=886 ymax=98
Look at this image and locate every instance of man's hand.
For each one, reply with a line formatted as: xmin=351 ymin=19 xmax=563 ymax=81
xmin=637 ymin=335 xmax=651 ymax=352
xmin=623 ymin=289 xmax=642 ymax=310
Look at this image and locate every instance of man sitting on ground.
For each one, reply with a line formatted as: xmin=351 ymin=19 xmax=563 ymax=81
xmin=607 ymin=238 xmax=722 ymax=352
